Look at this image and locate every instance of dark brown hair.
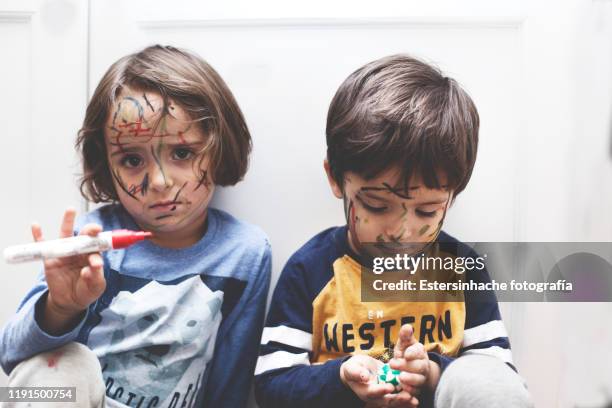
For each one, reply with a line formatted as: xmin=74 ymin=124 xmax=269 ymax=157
xmin=326 ymin=54 xmax=479 ymax=197
xmin=76 ymin=45 xmax=252 ymax=203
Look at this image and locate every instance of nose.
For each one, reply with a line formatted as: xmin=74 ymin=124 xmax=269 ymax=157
xmin=385 ymin=215 xmax=416 ymax=242
xmin=385 ymin=224 xmax=413 ymax=242
xmin=149 ymin=161 xmax=173 ymax=192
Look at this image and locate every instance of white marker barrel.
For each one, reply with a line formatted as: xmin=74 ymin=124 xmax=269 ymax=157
xmin=3 ymin=232 xmax=114 ymax=264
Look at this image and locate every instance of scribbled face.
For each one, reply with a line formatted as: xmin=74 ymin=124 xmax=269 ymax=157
xmin=336 ymin=167 xmax=452 ymax=258
xmin=105 ymin=89 xmax=214 ymax=242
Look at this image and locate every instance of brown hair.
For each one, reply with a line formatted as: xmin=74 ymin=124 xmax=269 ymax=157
xmin=326 ymin=54 xmax=479 ymax=197
xmin=76 ymin=45 xmax=251 ymax=203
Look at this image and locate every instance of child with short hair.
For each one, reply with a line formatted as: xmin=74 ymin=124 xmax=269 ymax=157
xmin=254 ymin=55 xmax=532 ymax=408
xmin=0 ymin=45 xmax=271 ymax=408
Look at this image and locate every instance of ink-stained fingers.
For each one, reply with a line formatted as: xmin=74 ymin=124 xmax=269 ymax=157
xmin=393 ymin=324 xmax=416 ymax=358
xmin=31 ymin=223 xmax=43 ymax=242
xmin=59 ymin=208 xmax=77 ymax=238
xmin=79 ymin=223 xmax=102 ymax=237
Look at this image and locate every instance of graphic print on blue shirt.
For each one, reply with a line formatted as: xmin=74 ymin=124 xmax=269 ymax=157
xmin=87 ymin=276 xmax=223 ymax=407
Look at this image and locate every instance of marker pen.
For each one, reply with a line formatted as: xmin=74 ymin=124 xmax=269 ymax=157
xmin=3 ymin=230 xmax=153 ymax=264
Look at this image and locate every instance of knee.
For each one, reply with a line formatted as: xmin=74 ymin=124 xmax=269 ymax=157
xmin=434 ymin=355 xmax=534 ymax=408
xmin=9 ymin=342 xmax=102 ymax=385
xmin=8 ymin=342 xmax=105 ymax=407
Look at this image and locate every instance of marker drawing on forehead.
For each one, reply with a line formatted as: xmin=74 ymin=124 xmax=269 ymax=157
xmin=108 ymin=96 xmax=193 ymax=150
xmin=360 ymin=183 xmax=416 ymax=200
xmin=109 ymin=97 xmax=151 ymax=149
xmin=143 ymin=93 xmax=155 ymax=113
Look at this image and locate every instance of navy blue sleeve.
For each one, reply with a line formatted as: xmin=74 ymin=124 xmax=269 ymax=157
xmin=460 ymin=260 xmax=515 ymax=371
xmin=199 ymin=242 xmax=272 ymax=408
xmin=434 ymin=236 xmax=514 ymax=371
xmin=253 ymin=257 xmax=362 ymax=408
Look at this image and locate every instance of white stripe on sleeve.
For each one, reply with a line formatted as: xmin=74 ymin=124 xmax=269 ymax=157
xmin=254 ymin=351 xmax=310 ymax=375
xmin=462 ymin=346 xmax=514 ymax=364
xmin=462 ymin=320 xmax=508 ymax=348
xmin=261 ymin=325 xmax=312 ymax=351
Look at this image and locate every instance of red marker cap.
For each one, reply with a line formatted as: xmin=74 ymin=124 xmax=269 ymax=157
xmin=111 ymin=230 xmax=153 ymax=249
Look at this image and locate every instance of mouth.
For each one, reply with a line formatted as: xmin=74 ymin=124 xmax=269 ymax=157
xmin=149 ymin=201 xmax=181 ymax=211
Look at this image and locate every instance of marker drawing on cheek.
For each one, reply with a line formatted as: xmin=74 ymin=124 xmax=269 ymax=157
xmin=428 ymin=193 xmax=451 ymax=239
xmin=172 ymin=181 xmax=188 ymax=203
xmin=419 ymin=224 xmax=430 ymax=237
xmin=127 ymin=173 xmax=150 ymax=197
xmin=345 ymin=197 xmax=362 ymax=249
xmin=111 ymin=167 xmax=139 ymax=201
xmin=194 ymin=170 xmax=210 ymax=191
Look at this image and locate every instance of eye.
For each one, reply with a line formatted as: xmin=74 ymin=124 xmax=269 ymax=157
xmin=172 ymin=147 xmax=194 ymax=161
xmin=119 ymin=154 xmax=143 ymax=169
xmin=356 ymin=196 xmax=388 ymax=213
xmin=416 ymin=209 xmax=437 ymax=218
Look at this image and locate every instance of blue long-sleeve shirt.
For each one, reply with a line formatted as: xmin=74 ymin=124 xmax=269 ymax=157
xmin=254 ymin=226 xmax=512 ymax=408
xmin=0 ymin=204 xmax=271 ymax=408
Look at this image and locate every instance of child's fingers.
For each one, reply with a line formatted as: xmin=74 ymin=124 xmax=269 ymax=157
xmin=389 ymin=343 xmax=426 ymax=370
xmin=393 ymin=324 xmax=416 ymax=358
xmin=364 ymin=383 xmax=395 ymax=400
xmin=398 ymin=371 xmax=426 ymax=388
xmin=79 ymin=223 xmax=102 ymax=237
xmin=88 ymin=253 xmax=103 ymax=270
xmin=403 ymin=343 xmax=426 ymax=361
xmin=344 ymin=362 xmax=371 ymax=384
xmin=390 ymin=357 xmax=429 ymax=375
xmin=385 ymin=390 xmax=419 ymax=407
xmin=59 ymin=207 xmax=77 ymax=238
xmin=80 ymin=258 xmax=106 ymax=296
xmin=31 ymin=223 xmax=43 ymax=242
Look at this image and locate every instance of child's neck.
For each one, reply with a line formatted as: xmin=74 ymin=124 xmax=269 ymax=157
xmin=148 ymin=212 xmax=209 ymax=249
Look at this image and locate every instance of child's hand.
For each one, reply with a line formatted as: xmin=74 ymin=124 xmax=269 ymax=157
xmin=340 ymin=354 xmax=397 ymax=406
xmin=389 ymin=324 xmax=441 ymax=401
xmin=35 ymin=208 xmax=106 ymax=334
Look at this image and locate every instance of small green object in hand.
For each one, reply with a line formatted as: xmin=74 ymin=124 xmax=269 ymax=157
xmin=377 ymin=363 xmax=402 ymax=392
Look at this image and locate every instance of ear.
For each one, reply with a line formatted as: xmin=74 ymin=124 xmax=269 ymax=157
xmin=323 ymin=159 xmax=343 ymax=199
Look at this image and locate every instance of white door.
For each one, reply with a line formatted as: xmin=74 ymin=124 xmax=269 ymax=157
xmin=0 ymin=0 xmax=88 ymax=386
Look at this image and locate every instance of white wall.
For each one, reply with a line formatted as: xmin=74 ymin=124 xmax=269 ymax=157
xmin=1 ymin=0 xmax=611 ymax=406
